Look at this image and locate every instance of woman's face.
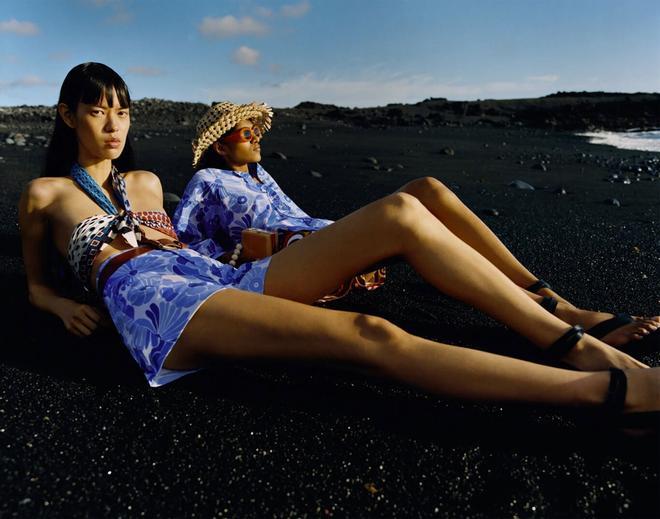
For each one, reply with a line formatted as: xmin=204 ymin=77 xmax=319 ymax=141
xmin=215 ymin=118 xmax=262 ymax=171
xmin=64 ymin=88 xmax=130 ymax=164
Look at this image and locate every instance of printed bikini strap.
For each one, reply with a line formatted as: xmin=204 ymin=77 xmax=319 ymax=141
xmin=70 ymin=163 xmax=132 ymax=214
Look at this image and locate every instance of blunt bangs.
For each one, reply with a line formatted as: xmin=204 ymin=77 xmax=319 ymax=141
xmin=60 ymin=62 xmax=131 ymax=110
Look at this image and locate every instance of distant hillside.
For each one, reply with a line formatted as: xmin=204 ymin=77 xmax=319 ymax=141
xmin=1 ymin=92 xmax=658 ymax=133
xmin=284 ymin=93 xmax=660 ymax=131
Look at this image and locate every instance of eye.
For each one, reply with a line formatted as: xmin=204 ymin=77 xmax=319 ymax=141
xmin=91 ymin=109 xmax=104 ymax=116
xmin=117 ymin=109 xmax=129 ymax=117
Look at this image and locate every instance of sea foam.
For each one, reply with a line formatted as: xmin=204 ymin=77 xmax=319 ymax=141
xmin=577 ymin=130 xmax=660 ymax=152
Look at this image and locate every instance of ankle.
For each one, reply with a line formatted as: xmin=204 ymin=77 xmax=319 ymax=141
xmin=541 ymin=289 xmax=575 ymax=308
xmin=579 ymin=371 xmax=613 ymax=408
xmin=556 ymin=302 xmax=581 ymax=323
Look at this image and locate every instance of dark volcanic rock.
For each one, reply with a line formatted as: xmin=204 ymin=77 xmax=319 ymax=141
xmin=2 ymin=92 xmax=659 ymax=133
xmin=509 ymin=180 xmax=535 ymax=190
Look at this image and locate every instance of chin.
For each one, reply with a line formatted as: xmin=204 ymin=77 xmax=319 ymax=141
xmin=107 ymin=149 xmax=125 ymax=160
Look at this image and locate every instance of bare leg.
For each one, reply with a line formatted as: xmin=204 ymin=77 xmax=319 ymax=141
xmin=166 ymin=290 xmax=660 ymax=415
xmin=264 ymin=193 xmax=645 ymax=371
xmin=397 ymin=177 xmax=660 ymax=344
xmin=397 ymin=177 xmax=546 ymax=294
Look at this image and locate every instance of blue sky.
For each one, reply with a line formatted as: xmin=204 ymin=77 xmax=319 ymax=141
xmin=1 ymin=0 xmax=659 ymax=107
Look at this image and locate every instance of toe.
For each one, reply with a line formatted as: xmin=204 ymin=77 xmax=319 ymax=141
xmin=639 ymin=320 xmax=658 ymax=331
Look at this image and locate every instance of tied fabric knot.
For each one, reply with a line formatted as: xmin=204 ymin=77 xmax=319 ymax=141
xmin=71 ymin=163 xmax=143 ymax=248
xmin=68 ymin=163 xmax=182 ymax=292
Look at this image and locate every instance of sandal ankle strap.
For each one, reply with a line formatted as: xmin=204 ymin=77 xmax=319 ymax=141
xmin=605 ymin=368 xmax=627 ymax=414
xmin=546 ymin=325 xmax=584 ymax=359
xmin=540 ymin=296 xmax=558 ymax=314
xmin=527 ymin=279 xmax=552 ymax=293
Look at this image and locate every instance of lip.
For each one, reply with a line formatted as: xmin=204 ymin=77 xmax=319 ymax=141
xmin=105 ymin=139 xmax=121 ymax=149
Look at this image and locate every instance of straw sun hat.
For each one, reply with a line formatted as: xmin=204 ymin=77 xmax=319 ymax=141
xmin=192 ymin=101 xmax=273 ymax=168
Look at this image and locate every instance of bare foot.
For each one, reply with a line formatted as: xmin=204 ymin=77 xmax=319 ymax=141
xmin=558 ymin=305 xmax=659 ymax=347
xmin=561 ymin=334 xmax=649 ymax=371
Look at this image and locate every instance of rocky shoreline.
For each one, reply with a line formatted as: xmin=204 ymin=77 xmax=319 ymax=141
xmin=2 ymin=91 xmax=659 ymax=137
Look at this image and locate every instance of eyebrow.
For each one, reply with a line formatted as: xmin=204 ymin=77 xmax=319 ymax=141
xmin=89 ymin=103 xmax=129 ymax=109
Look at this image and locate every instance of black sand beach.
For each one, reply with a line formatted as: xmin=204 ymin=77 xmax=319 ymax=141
xmin=1 ymin=96 xmax=659 ymax=517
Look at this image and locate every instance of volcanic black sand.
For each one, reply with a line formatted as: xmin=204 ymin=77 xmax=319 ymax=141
xmin=0 ymin=97 xmax=659 ymax=517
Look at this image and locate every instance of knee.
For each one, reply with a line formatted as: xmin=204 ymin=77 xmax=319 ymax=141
xmin=401 ymin=176 xmax=458 ymax=207
xmin=351 ymin=313 xmax=408 ymax=365
xmin=378 ymin=191 xmax=427 ymax=230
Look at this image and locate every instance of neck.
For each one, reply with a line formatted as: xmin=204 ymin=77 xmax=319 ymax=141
xmin=77 ymin=157 xmax=113 ymax=184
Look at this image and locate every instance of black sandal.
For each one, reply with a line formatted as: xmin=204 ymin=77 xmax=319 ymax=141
xmin=546 ymin=325 xmax=584 ymax=360
xmin=605 ymin=368 xmax=660 ymax=432
xmin=540 ymin=296 xmax=558 ymax=314
xmin=587 ymin=313 xmax=635 ymax=340
xmin=527 ymin=279 xmax=552 ymax=294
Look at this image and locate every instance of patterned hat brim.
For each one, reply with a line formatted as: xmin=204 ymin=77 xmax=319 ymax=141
xmin=192 ymin=101 xmax=273 ymax=168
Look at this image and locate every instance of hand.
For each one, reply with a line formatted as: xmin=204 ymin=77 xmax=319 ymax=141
xmin=58 ymin=301 xmax=104 ymax=337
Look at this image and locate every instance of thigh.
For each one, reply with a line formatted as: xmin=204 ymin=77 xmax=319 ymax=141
xmin=263 ymin=193 xmax=417 ymax=303
xmin=164 ymin=288 xmax=402 ymax=370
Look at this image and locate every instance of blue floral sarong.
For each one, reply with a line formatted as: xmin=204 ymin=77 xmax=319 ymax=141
xmin=97 ymin=248 xmax=271 ymax=387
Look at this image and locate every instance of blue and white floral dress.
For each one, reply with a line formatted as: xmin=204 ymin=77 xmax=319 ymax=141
xmin=66 ymin=164 xmax=272 ymax=388
xmin=173 ymin=164 xmax=333 ymax=259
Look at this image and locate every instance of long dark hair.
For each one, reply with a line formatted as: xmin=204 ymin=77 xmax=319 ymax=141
xmin=43 ymin=62 xmax=135 ymax=177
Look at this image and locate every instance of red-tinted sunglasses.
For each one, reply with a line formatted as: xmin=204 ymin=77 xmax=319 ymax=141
xmin=221 ymin=126 xmax=262 ymax=143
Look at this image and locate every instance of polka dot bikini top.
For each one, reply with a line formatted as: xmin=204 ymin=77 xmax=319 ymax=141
xmin=66 ymin=164 xmax=179 ymax=289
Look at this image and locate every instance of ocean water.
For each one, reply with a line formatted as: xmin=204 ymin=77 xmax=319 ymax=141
xmin=577 ymin=129 xmax=660 ymax=152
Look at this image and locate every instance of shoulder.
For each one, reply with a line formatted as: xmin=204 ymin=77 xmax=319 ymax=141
xmin=122 ymin=170 xmax=162 ymax=192
xmin=193 ymin=167 xmax=228 ymax=184
xmin=21 ymin=176 xmax=70 ymax=209
xmin=187 ymin=168 xmax=236 ymax=193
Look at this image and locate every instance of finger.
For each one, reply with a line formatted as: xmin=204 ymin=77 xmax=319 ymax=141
xmin=74 ymin=322 xmax=93 ymax=337
xmin=81 ymin=306 xmax=102 ymax=323
xmin=75 ymin=314 xmax=98 ymax=332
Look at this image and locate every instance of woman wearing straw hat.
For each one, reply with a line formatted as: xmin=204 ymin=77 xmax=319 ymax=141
xmin=174 ymin=102 xmax=659 ymax=347
xmin=20 ymin=64 xmax=660 ymax=429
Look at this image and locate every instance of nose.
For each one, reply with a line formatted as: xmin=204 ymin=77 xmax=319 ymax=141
xmin=104 ymin=112 xmax=119 ymax=132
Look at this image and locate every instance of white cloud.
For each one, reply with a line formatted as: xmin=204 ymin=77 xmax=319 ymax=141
xmin=200 ymin=72 xmax=566 ymax=107
xmin=0 ymin=75 xmax=50 ymax=90
xmin=127 ymin=66 xmax=164 ymax=76
xmin=255 ymin=6 xmax=273 ymax=17
xmin=84 ymin=0 xmax=133 ymax=24
xmin=527 ymin=74 xmax=560 ymax=82
xmin=199 ymin=15 xmax=267 ymax=38
xmin=232 ymin=46 xmax=260 ymax=66
xmin=0 ymin=19 xmax=39 ymax=36
xmin=281 ymin=0 xmax=310 ymax=18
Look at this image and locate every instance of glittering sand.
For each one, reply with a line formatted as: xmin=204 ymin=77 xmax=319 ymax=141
xmin=1 ymin=111 xmax=658 ymax=517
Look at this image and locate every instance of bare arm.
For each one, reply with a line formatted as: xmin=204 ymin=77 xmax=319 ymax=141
xmin=18 ymin=180 xmax=102 ymax=336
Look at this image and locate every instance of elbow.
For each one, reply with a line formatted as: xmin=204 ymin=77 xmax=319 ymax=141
xmin=27 ymin=284 xmax=49 ymax=311
xmin=27 ymin=287 xmax=40 ymax=308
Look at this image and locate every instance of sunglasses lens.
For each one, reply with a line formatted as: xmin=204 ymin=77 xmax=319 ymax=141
xmin=241 ymin=129 xmax=252 ymax=140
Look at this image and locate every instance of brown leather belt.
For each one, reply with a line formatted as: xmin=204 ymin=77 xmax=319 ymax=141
xmin=97 ymin=246 xmax=154 ymax=295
